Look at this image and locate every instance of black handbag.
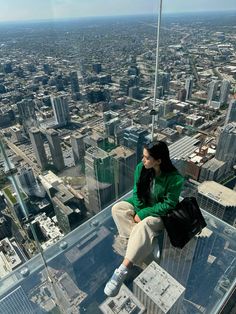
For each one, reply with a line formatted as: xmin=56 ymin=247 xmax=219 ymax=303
xmin=161 ymin=197 xmax=207 ymax=249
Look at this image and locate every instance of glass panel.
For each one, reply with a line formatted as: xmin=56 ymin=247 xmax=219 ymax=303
xmin=0 ymin=200 xmax=235 ymax=313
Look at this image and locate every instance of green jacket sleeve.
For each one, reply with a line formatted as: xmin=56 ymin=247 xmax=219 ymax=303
xmin=137 ymin=174 xmax=184 ymax=220
xmin=126 ymin=162 xmax=143 ymax=209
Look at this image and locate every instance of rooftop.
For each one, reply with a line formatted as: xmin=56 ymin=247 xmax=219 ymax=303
xmin=198 ymin=181 xmax=236 ymax=206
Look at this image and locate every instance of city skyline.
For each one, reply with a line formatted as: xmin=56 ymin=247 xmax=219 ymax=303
xmin=0 ymin=0 xmax=236 ymax=22
xmin=0 ymin=4 xmax=236 ymax=312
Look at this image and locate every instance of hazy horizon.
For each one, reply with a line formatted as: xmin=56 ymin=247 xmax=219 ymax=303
xmin=0 ymin=10 xmax=236 ymax=25
xmin=0 ymin=0 xmax=236 ymax=23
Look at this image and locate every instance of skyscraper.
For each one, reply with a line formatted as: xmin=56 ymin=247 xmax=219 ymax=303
xmin=133 ymin=261 xmax=185 ymax=314
xmin=70 ymin=71 xmax=79 ymax=93
xmin=160 ymin=226 xmax=228 ymax=310
xmin=219 ymin=80 xmax=230 ymax=104
xmin=18 ymin=167 xmax=45 ymax=197
xmin=0 ymin=286 xmax=35 ymax=314
xmin=17 ymin=167 xmax=37 ymax=194
xmin=185 ymin=76 xmax=193 ymax=100
xmin=123 ymin=126 xmax=148 ymax=163
xmin=109 ymin=146 xmax=136 ymax=198
xmin=215 ymin=122 xmax=236 ymax=164
xmin=105 ymin=117 xmax=120 ymax=137
xmin=197 ymin=181 xmax=236 ymax=226
xmin=161 ymin=231 xmax=198 ymax=286
xmin=51 ymin=95 xmax=70 ymax=127
xmin=85 ymin=147 xmax=115 ymax=214
xmin=207 ymin=81 xmax=219 ymax=104
xmin=29 ymin=127 xmax=48 ymax=170
xmin=17 ymin=99 xmax=37 ymax=132
xmin=92 ymin=63 xmax=102 ymax=74
xmin=69 ymin=71 xmax=80 ymax=100
xmin=70 ymin=133 xmax=85 ymax=172
xmin=183 ymin=229 xmax=226 ymax=309
xmin=177 ymin=88 xmax=187 ymax=102
xmin=158 ymin=71 xmax=171 ymax=94
xmin=225 ymin=99 xmax=236 ymax=124
xmin=46 ymin=129 xmax=65 ymax=171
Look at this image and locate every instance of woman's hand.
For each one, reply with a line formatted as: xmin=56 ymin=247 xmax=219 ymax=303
xmin=134 ymin=214 xmax=141 ymax=223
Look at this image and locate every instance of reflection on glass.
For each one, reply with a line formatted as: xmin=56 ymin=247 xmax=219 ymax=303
xmin=0 ymin=199 xmax=235 ymax=313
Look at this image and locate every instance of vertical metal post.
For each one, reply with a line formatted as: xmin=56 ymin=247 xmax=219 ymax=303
xmin=152 ymin=0 xmax=163 ymax=141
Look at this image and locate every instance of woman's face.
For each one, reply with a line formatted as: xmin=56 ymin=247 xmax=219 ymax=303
xmin=142 ymin=148 xmax=161 ymax=169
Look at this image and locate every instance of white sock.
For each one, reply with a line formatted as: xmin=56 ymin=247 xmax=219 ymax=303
xmin=118 ymin=263 xmax=128 ymax=273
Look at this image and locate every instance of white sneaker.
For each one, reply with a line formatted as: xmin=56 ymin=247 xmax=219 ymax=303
xmin=104 ymin=267 xmax=128 ymax=297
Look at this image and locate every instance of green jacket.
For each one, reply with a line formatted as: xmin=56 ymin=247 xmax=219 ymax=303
xmin=126 ymin=162 xmax=184 ymax=220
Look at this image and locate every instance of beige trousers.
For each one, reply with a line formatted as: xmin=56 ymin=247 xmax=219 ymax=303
xmin=112 ymin=201 xmax=164 ymax=265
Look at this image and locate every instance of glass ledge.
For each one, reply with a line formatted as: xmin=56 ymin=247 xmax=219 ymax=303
xmin=0 ymin=191 xmax=235 ymax=314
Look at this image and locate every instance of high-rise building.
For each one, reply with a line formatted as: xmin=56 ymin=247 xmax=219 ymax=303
xmin=123 ymin=126 xmax=148 ymax=163
xmin=18 ymin=168 xmax=37 ymax=189
xmin=18 ymin=167 xmax=45 ymax=198
xmin=10 ymin=126 xmax=24 ymax=143
xmin=105 ymin=117 xmax=120 ymax=137
xmin=0 ymin=84 xmax=6 ymax=94
xmin=0 ymin=215 xmax=10 ymax=241
xmin=0 ymin=286 xmax=35 ymax=314
xmin=69 ymin=71 xmax=79 ymax=93
xmin=29 ymin=127 xmax=48 ymax=170
xmin=46 ymin=129 xmax=65 ymax=171
xmin=114 ymin=118 xmax=132 ymax=145
xmin=43 ymin=63 xmax=53 ymax=74
xmin=160 ymin=226 xmax=228 ymax=310
xmin=219 ymin=80 xmax=230 ymax=104
xmin=109 ymin=146 xmax=136 ymax=198
xmin=3 ymin=62 xmax=13 ymax=73
xmin=160 ymin=231 xmax=198 ymax=287
xmin=158 ymin=71 xmax=171 ymax=94
xmin=198 ymin=157 xmax=227 ymax=183
xmin=44 ymin=267 xmax=87 ymax=313
xmin=197 ymin=181 xmax=236 ymax=226
xmin=215 ymin=123 xmax=236 ymax=165
xmin=103 ymin=110 xmax=119 ymax=123
xmin=85 ymin=147 xmax=115 ymax=214
xmin=128 ymin=86 xmax=140 ymax=99
xmin=177 ymin=88 xmax=187 ymax=102
xmin=183 ymin=229 xmax=227 ymax=309
xmin=51 ymin=95 xmax=70 ymax=127
xmin=168 ymin=136 xmax=200 ymax=175
xmin=185 ymin=76 xmax=193 ymax=100
xmin=92 ymin=63 xmax=102 ymax=74
xmin=55 ymin=74 xmax=64 ymax=91
xmin=85 ymin=145 xmax=135 ymax=213
xmin=157 ymin=100 xmax=172 ymax=118
xmin=17 ymin=99 xmax=37 ymax=132
xmin=70 ymin=133 xmax=86 ymax=172
xmin=69 ymin=71 xmax=80 ymax=100
xmin=133 ymin=261 xmax=185 ymax=314
xmin=207 ymin=81 xmax=219 ymax=104
xmin=41 ymin=181 xmax=83 ymax=234
xmin=18 ymin=167 xmax=37 ymax=196
xmin=225 ymin=99 xmax=236 ymax=124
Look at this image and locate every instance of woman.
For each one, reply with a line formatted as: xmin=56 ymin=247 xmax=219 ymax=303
xmin=104 ymin=141 xmax=184 ymax=297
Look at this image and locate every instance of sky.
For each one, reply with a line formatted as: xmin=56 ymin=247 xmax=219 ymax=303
xmin=0 ymin=0 xmax=236 ymax=22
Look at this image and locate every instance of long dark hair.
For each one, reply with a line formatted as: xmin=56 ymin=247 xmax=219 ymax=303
xmin=137 ymin=141 xmax=176 ymax=204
